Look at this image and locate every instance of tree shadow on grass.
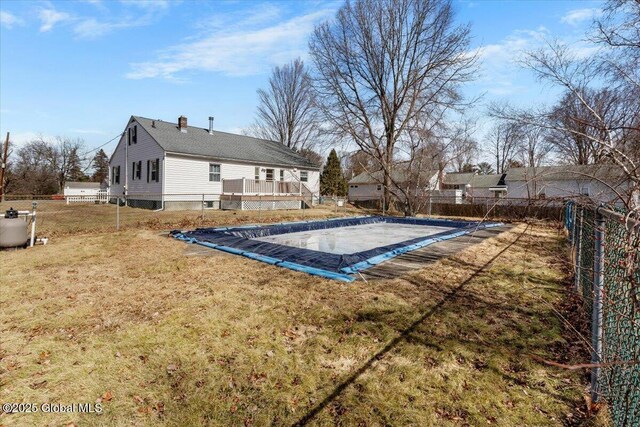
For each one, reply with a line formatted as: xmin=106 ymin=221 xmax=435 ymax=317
xmin=292 ymin=226 xmax=530 ymax=426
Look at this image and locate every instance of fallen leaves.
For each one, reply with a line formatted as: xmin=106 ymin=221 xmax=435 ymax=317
xmin=96 ymin=390 xmax=113 ymax=404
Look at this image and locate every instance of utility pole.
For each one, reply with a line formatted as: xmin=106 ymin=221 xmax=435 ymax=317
xmin=0 ymin=132 xmax=9 ymax=202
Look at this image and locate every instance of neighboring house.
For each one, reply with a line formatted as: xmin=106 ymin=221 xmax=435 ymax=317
xmin=109 ymin=116 xmax=320 ymax=210
xmin=504 ymin=165 xmax=633 ymax=205
xmin=64 ymin=181 xmax=108 ymax=204
xmin=466 ymin=174 xmax=508 ymax=199
xmin=63 ymin=181 xmax=104 ymax=196
xmin=347 ymin=169 xmax=440 ymax=202
xmin=441 ymin=172 xmax=508 ymax=201
xmin=441 ymin=172 xmax=476 ymax=191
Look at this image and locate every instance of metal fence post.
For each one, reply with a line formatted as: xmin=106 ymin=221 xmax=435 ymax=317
xmin=591 ymin=208 xmax=606 ymax=403
xmin=574 ymin=207 xmax=584 ymax=292
xmin=116 ymin=197 xmax=120 ymax=231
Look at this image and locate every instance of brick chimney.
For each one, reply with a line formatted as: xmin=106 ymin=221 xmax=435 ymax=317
xmin=178 ymin=116 xmax=187 ymax=133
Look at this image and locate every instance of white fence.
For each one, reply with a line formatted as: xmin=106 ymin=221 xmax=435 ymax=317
xmin=66 ymin=190 xmax=108 ymax=204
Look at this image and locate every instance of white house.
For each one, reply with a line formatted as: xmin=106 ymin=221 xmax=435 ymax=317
xmin=504 ymin=165 xmax=634 ymax=206
xmin=63 ymin=181 xmax=108 ymax=204
xmin=348 ymin=169 xmax=440 ymax=202
xmin=64 ymin=181 xmax=104 ymax=196
xmin=108 ymin=116 xmax=320 ymax=210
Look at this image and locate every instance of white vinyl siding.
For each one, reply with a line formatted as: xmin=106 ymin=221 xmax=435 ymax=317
xmin=109 ymin=119 xmax=164 ymax=196
xmin=164 ymin=154 xmax=320 ymax=202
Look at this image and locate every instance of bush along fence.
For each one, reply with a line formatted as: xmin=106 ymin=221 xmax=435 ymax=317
xmin=565 ymin=200 xmax=639 ymax=426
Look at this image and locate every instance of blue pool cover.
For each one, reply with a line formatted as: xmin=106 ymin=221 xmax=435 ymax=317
xmin=171 ymin=216 xmax=503 ymax=282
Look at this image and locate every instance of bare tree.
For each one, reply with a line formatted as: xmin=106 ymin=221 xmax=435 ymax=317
xmin=491 ymin=39 xmax=639 ymax=209
xmin=7 ymin=136 xmax=87 ymax=194
xmin=448 ymin=119 xmax=479 ymax=172
xmin=345 ymin=150 xmax=375 ymax=179
xmin=309 ymin=0 xmax=477 ymax=208
xmin=248 ymin=58 xmax=318 ymax=151
xmin=519 ymin=123 xmax=552 ymax=167
xmin=484 ymin=121 xmax=523 ymax=174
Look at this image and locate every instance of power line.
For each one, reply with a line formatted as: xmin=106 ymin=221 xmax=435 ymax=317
xmin=81 ymin=132 xmax=124 ymax=157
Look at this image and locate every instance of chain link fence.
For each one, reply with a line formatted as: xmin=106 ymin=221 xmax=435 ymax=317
xmin=565 ymin=200 xmax=639 ymax=426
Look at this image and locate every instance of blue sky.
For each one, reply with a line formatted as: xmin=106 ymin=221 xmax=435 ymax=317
xmin=0 ymin=0 xmax=601 ymax=161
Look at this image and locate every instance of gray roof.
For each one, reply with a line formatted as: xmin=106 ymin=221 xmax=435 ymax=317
xmin=443 ymin=172 xmax=476 ymax=186
xmin=469 ymin=174 xmax=505 ymax=188
xmin=506 ymin=165 xmax=628 ymax=183
xmin=349 ymin=168 xmax=438 ymax=184
xmin=65 ymin=181 xmax=102 ymax=189
xmin=133 ymin=116 xmax=319 ymax=170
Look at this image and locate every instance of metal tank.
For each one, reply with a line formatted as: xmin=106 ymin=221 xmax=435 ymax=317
xmin=0 ymin=208 xmax=29 ymax=248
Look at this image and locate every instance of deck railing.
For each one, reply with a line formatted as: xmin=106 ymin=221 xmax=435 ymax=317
xmin=222 ymin=178 xmax=308 ymax=195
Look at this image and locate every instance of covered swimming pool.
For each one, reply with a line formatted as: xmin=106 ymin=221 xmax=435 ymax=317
xmin=171 ymin=216 xmax=503 ymax=282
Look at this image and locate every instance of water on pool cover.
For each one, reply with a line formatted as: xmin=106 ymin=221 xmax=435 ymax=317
xmin=252 ymin=222 xmax=455 ymax=255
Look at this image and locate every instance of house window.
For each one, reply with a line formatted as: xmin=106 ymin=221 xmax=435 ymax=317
xmin=280 ymin=170 xmax=285 ymax=181
xmin=265 ymin=168 xmax=274 ymax=181
xmin=209 ymin=163 xmax=221 ymax=182
xmin=300 ymin=171 xmax=308 ymax=182
xmin=151 ymin=158 xmax=159 ymax=182
xmin=132 ymin=161 xmax=141 ymax=180
xmin=127 ymin=125 xmax=137 ymax=145
xmin=255 ymin=167 xmax=260 ymax=180
xmin=112 ymin=166 xmax=120 ymax=184
xmin=377 ymin=185 xmax=382 ymax=191
xmin=580 ymin=185 xmax=590 ymax=196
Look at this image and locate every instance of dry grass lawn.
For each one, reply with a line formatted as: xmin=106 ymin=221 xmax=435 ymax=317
xmin=0 ymin=205 xmax=602 ymax=426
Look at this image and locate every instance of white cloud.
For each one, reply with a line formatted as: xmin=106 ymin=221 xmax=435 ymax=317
xmin=119 ymin=0 xmax=173 ymax=10
xmin=1 ymin=11 xmax=23 ymax=29
xmin=126 ymin=7 xmax=336 ymax=79
xmin=69 ymin=128 xmax=108 ymax=135
xmin=560 ymin=8 xmax=601 ymax=26
xmin=471 ymin=27 xmax=550 ymax=95
xmin=73 ymin=17 xmax=146 ymax=38
xmin=38 ymin=8 xmax=72 ymax=32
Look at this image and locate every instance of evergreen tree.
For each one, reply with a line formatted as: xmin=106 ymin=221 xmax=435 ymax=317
xmin=92 ymin=149 xmax=109 ymax=183
xmin=320 ymin=149 xmax=348 ymax=197
xmin=66 ymin=148 xmax=87 ymax=182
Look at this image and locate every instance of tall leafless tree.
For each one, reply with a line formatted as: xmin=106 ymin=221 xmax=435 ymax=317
xmin=484 ymin=121 xmax=523 ymax=174
xmin=309 ymin=0 xmax=477 ymax=208
xmin=248 ymin=58 xmax=318 ymax=150
xmin=7 ymin=136 xmax=86 ymax=194
xmin=519 ymin=123 xmax=552 ymax=167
